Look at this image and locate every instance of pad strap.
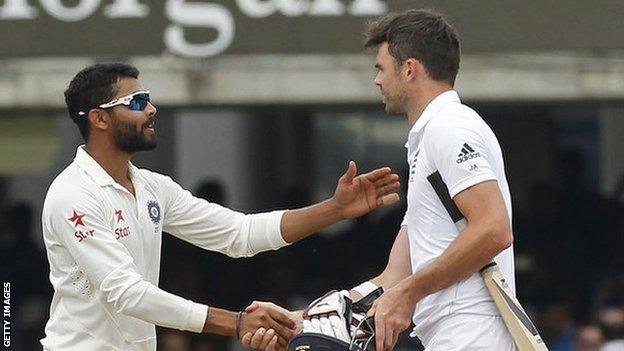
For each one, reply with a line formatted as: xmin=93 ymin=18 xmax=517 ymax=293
xmin=352 ymin=281 xmax=379 ymax=299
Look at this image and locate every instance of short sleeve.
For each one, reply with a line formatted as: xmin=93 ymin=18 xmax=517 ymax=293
xmin=400 ymin=211 xmax=408 ymax=227
xmin=426 ymin=118 xmax=498 ymax=198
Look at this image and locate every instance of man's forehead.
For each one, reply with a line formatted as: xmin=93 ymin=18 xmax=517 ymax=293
xmin=375 ymin=43 xmax=391 ymax=61
xmin=114 ymin=77 xmax=144 ymax=96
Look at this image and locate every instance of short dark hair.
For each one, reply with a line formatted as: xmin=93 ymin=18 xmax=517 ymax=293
xmin=365 ymin=9 xmax=460 ymax=85
xmin=64 ymin=62 xmax=139 ymax=140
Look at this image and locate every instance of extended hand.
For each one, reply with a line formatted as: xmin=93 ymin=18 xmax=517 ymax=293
xmin=333 ymin=161 xmax=400 ymax=219
xmin=368 ymin=280 xmax=417 ymax=351
xmin=238 ymin=301 xmax=297 ymax=350
xmin=240 ymin=301 xmax=301 ymax=351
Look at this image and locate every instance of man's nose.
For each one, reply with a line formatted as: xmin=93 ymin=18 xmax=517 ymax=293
xmin=147 ymin=102 xmax=157 ymax=116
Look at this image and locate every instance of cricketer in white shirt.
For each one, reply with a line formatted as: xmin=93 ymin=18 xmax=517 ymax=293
xmin=238 ymin=10 xmax=516 ymax=351
xmin=403 ymin=90 xmax=515 ymax=347
xmin=41 ymin=146 xmax=287 ymax=350
xmin=242 ymin=90 xmax=518 ymax=351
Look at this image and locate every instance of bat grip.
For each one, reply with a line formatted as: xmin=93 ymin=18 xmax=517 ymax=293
xmin=479 ymin=261 xmax=497 ymax=273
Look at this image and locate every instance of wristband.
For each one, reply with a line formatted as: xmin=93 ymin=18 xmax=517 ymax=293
xmin=352 ymin=281 xmax=379 ymax=299
xmin=235 ymin=311 xmax=244 ymax=338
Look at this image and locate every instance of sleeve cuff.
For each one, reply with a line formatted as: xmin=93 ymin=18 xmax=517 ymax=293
xmin=448 ymin=173 xmax=497 ymax=198
xmin=185 ymin=301 xmax=209 ymax=333
xmin=245 ymin=210 xmax=289 ymax=256
xmin=266 ymin=210 xmax=289 ymax=248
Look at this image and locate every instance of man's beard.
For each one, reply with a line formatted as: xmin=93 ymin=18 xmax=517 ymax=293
xmin=111 ymin=117 xmax=157 ymax=153
xmin=381 ymin=86 xmax=408 ymax=115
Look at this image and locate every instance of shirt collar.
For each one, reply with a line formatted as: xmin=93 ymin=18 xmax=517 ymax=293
xmin=405 ymin=90 xmax=460 ymax=148
xmin=74 ymin=145 xmax=143 ymax=188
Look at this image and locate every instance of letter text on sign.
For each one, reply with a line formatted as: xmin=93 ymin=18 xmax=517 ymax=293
xmin=0 ymin=0 xmax=38 ymax=19
xmin=165 ymin=0 xmax=235 ymax=58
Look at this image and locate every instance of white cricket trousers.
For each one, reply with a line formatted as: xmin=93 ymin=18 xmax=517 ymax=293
xmin=419 ymin=313 xmax=517 ymax=351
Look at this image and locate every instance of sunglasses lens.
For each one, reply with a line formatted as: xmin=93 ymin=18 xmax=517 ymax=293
xmin=129 ymin=93 xmax=150 ymax=111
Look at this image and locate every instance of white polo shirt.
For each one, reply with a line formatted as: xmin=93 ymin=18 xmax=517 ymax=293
xmin=41 ymin=146 xmax=287 ymax=350
xmin=403 ymin=91 xmax=515 ymax=339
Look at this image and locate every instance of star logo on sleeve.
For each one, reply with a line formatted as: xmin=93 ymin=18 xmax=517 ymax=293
xmin=115 ymin=209 xmax=125 ymax=223
xmin=68 ymin=210 xmax=86 ymax=228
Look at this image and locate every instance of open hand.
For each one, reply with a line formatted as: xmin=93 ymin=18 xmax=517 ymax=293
xmin=333 ymin=161 xmax=400 ymax=219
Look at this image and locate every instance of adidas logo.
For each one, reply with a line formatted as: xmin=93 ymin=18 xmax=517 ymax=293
xmin=456 ymin=143 xmax=481 ymax=163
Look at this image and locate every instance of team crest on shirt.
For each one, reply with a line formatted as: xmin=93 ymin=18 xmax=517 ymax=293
xmin=147 ymin=201 xmax=161 ymax=224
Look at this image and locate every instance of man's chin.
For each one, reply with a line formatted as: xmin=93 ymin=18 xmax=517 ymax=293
xmin=384 ymin=104 xmax=404 ymax=115
xmin=141 ymin=132 xmax=158 ymax=150
xmin=141 ymin=138 xmax=158 ymax=151
xmin=142 ymin=142 xmax=157 ymax=151
xmin=117 ymin=138 xmax=158 ymax=153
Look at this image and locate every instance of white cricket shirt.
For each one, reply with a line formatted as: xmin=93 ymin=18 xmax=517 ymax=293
xmin=41 ymin=146 xmax=287 ymax=350
xmin=403 ymin=91 xmax=515 ymax=339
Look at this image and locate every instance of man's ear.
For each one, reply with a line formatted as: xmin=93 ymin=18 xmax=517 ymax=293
xmin=88 ymin=109 xmax=110 ymax=132
xmin=403 ymin=58 xmax=424 ymax=82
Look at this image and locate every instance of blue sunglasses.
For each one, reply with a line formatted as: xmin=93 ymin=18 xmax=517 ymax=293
xmin=78 ymin=90 xmax=151 ymax=116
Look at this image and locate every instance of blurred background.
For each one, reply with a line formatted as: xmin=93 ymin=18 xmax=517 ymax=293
xmin=1 ymin=1 xmax=624 ymax=350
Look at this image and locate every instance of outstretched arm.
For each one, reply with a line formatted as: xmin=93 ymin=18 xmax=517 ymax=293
xmin=160 ymin=161 xmax=399 ymax=257
xmin=280 ymin=161 xmax=400 ymax=243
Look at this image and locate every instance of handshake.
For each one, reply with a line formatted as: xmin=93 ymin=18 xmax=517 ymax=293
xmin=239 ymin=288 xmax=383 ymax=351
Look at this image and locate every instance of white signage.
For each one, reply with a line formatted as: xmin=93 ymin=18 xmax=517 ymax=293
xmin=0 ymin=0 xmax=388 ymax=57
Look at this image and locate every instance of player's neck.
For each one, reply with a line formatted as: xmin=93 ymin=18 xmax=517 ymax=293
xmin=84 ymin=140 xmax=133 ymax=186
xmin=406 ymin=84 xmax=453 ymax=126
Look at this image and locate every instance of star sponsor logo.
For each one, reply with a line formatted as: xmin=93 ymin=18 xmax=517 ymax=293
xmin=67 ymin=210 xmax=86 ymax=228
xmin=115 ymin=209 xmax=125 ymax=223
xmin=74 ymin=229 xmax=95 ymax=243
xmin=114 ymin=226 xmax=131 ymax=240
xmin=66 ymin=210 xmax=94 ymax=242
xmin=113 ymin=209 xmax=131 ymax=240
